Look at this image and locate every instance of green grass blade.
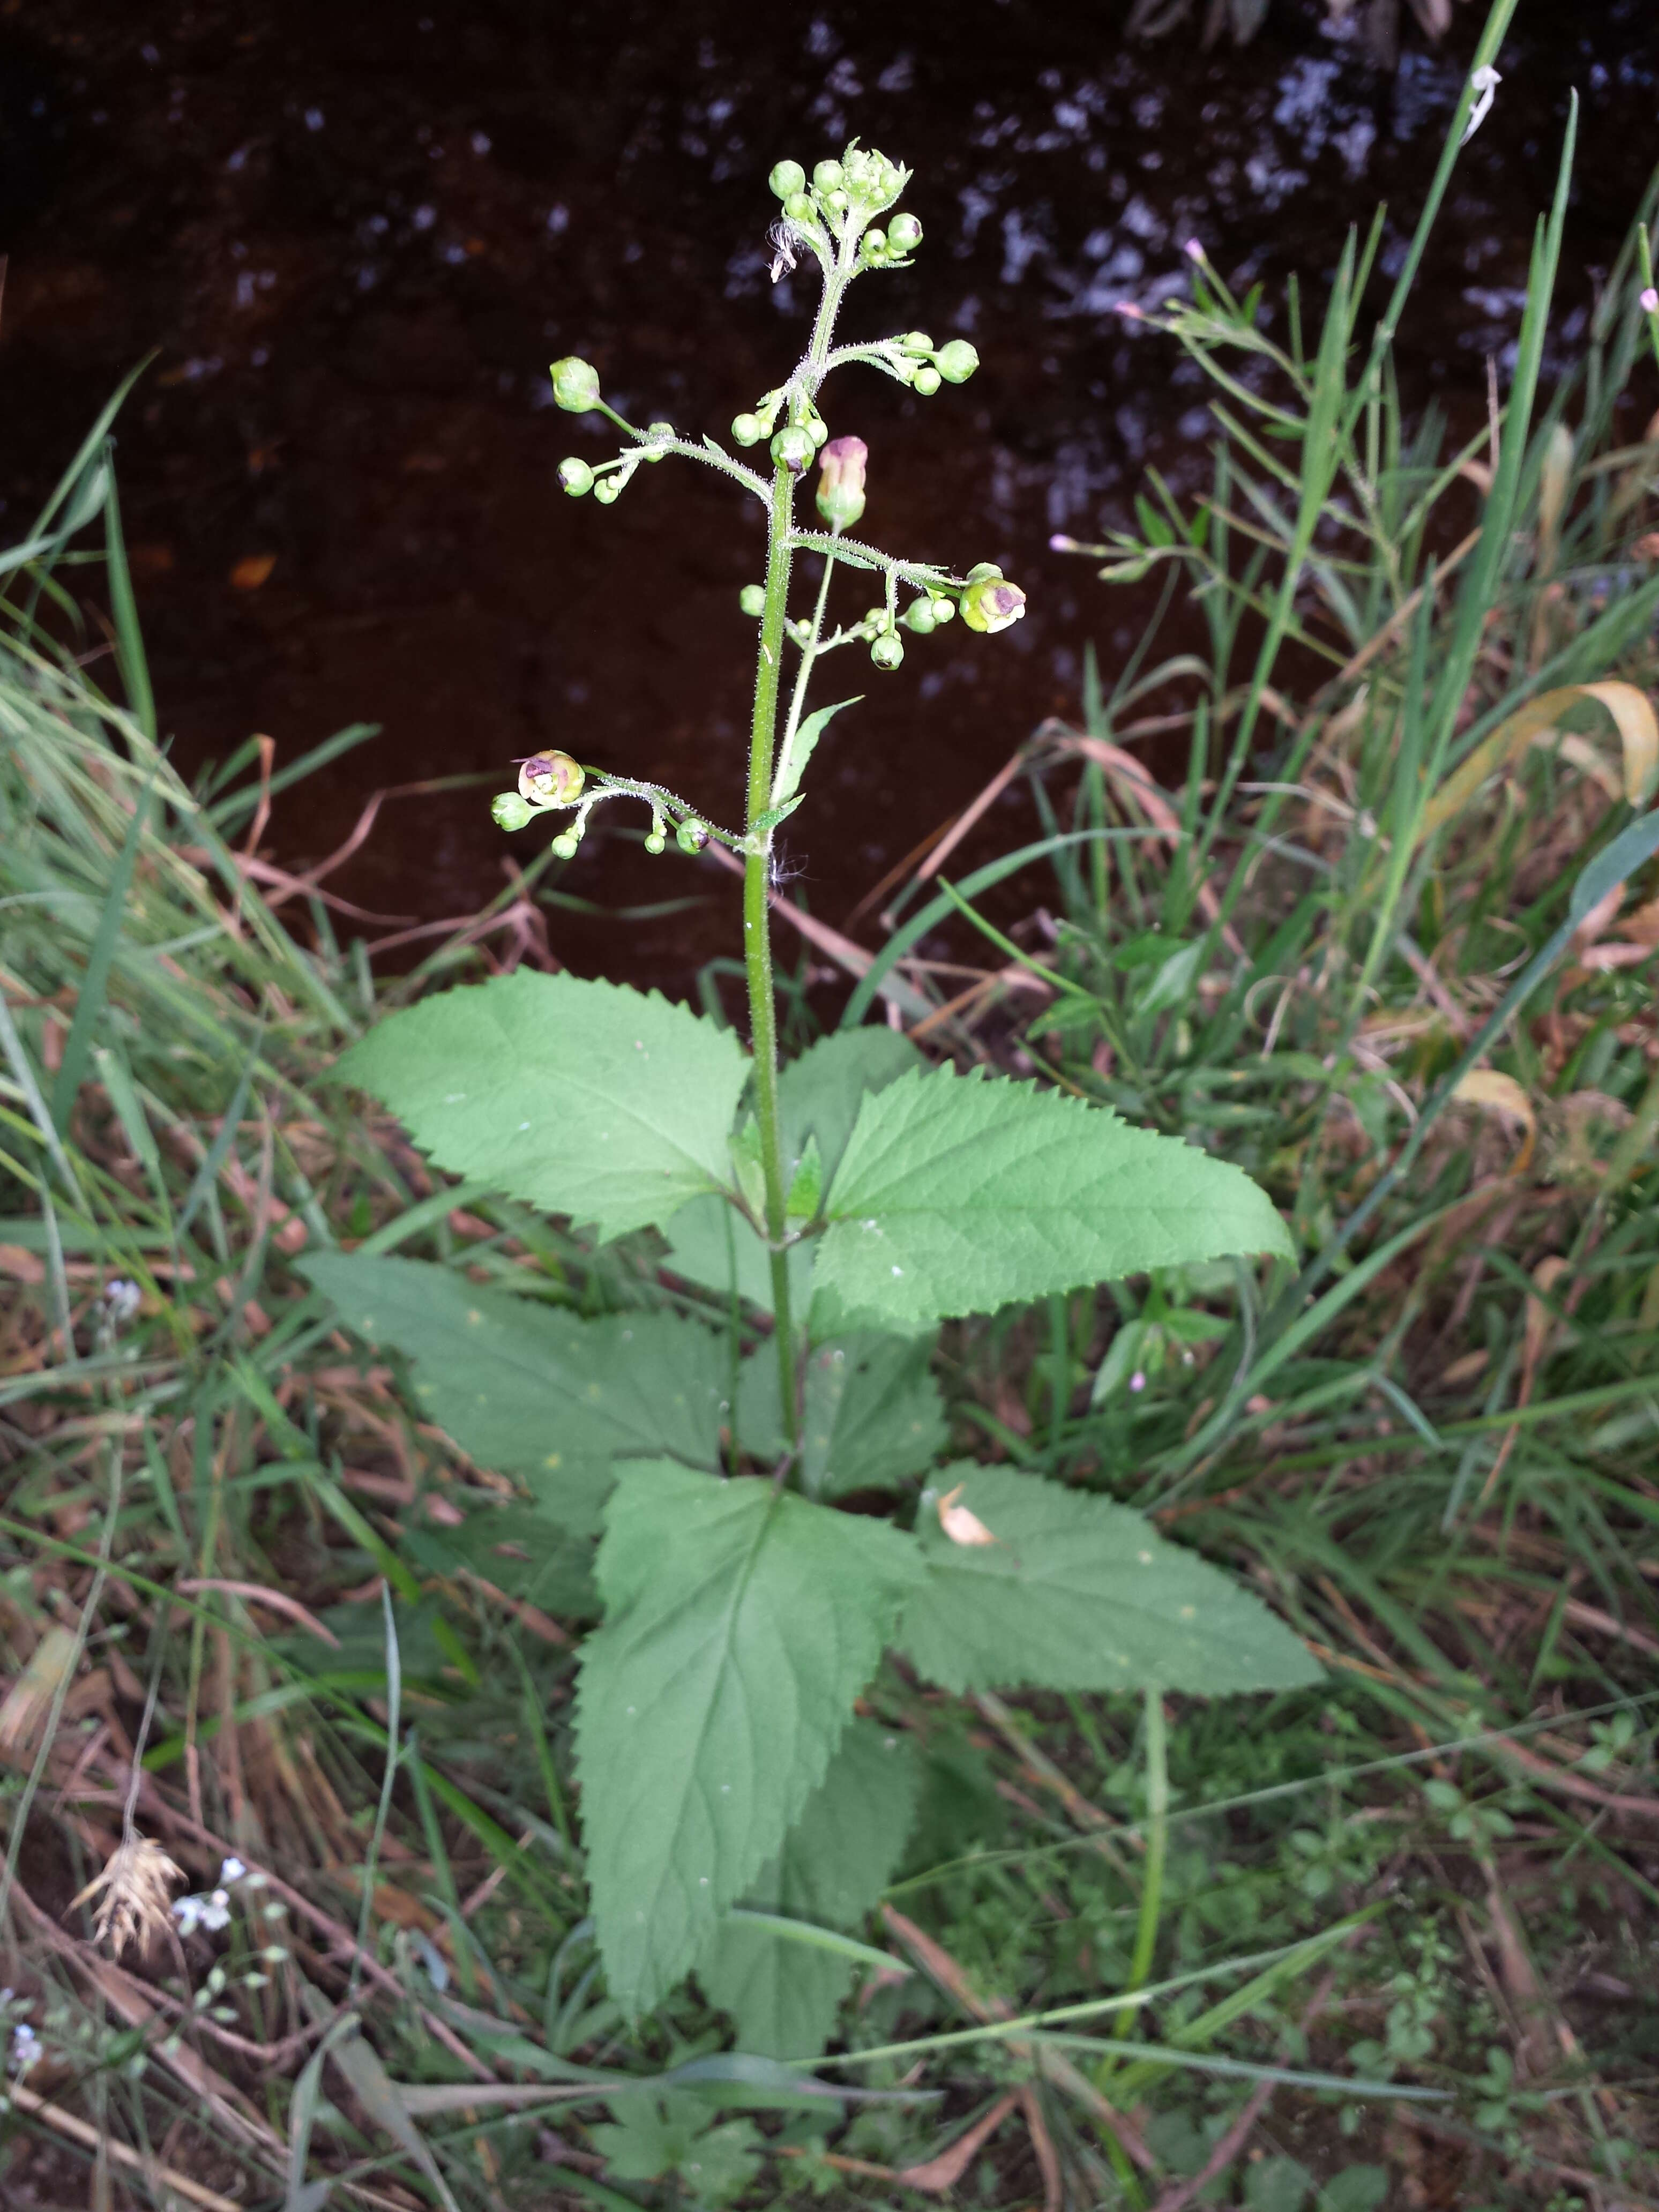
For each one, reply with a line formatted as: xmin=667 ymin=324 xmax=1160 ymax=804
xmin=100 ymin=450 xmax=156 ymax=743
xmin=49 ymin=772 xmax=158 ymax=1134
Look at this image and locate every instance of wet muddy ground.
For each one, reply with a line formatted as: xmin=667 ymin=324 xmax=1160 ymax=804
xmin=1 ymin=0 xmax=1655 ymax=991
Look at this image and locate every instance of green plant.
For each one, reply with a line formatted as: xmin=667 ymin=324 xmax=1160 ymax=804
xmin=308 ymin=141 xmax=1315 ymax=2029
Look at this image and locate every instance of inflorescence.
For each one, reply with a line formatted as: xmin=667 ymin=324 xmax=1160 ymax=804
xmin=494 ymin=141 xmax=1027 ymax=864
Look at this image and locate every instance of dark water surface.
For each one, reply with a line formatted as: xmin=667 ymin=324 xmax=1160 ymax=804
xmin=1 ymin=0 xmax=1655 ymax=991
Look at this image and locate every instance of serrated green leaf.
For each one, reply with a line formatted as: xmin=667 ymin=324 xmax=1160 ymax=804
xmin=899 ymin=1465 xmax=1320 ymax=1697
xmin=698 ymin=1719 xmax=920 ymax=2058
xmin=741 ymin=1332 xmax=946 ymax=1499
xmin=576 ymin=1463 xmax=923 ymax=2014
xmin=780 ymin=1028 xmax=922 ymax=1195
xmin=817 ymin=1066 xmax=1292 ymax=1324
xmin=402 ymin=1504 xmax=601 ymax=1617
xmin=785 ymin=1134 xmax=824 ymax=1221
xmin=335 ymin=971 xmax=747 ymax=1240
xmin=300 ymin=1252 xmax=728 ymax=1535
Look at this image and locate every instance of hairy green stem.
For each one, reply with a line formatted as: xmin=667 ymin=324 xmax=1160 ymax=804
xmin=1109 ymin=1688 xmax=1169 ymax=2056
xmin=746 ymin=461 xmax=801 ymax=1449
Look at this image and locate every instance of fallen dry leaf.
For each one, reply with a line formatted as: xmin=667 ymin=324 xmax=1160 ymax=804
xmin=937 ymin=1484 xmax=997 ymax=1547
xmin=229 ymin=552 xmax=276 ymax=591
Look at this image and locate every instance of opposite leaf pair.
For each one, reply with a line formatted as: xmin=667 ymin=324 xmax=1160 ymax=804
xmin=325 ymin=969 xmax=1293 ymax=1328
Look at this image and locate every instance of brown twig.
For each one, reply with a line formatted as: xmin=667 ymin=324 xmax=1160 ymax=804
xmin=5 ymin=2079 xmax=245 ymax=2212
xmin=1149 ymin=2078 xmax=1274 ymax=2212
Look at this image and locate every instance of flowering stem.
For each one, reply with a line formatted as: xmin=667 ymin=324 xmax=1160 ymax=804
xmin=745 ymin=460 xmax=801 ymax=1453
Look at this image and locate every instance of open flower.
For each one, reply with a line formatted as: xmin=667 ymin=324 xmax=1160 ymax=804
xmin=959 ymin=564 xmax=1027 ymax=634
xmin=517 ymin=752 xmax=586 ymax=807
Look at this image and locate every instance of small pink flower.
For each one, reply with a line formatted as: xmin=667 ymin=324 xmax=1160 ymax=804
xmin=1129 ymin=1370 xmax=1146 ymax=1393
xmin=1114 ymin=299 xmax=1144 ymax=322
xmin=816 ymin=435 xmax=868 ymax=529
xmin=1642 ymin=287 xmax=1659 ymax=315
xmin=1183 ymin=238 xmax=1206 ymax=263
xmin=1049 ymin=532 xmax=1078 ymax=552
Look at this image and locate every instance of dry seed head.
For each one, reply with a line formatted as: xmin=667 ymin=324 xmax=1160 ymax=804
xmin=69 ymin=1835 xmax=185 ymax=1956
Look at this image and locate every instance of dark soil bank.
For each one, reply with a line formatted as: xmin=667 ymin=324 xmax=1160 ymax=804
xmin=0 ymin=0 xmax=1654 ymax=989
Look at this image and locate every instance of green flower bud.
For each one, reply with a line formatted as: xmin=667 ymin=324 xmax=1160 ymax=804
xmin=769 ymin=159 xmax=806 ymax=199
xmin=808 ymin=413 xmax=829 ymax=447
xmin=887 ymin=212 xmax=922 ymax=253
xmin=900 ymin=330 xmax=935 ymax=355
xmin=901 ymin=596 xmax=937 ymax=633
xmin=739 ymin=583 xmax=767 ymax=617
xmin=771 ymin=424 xmax=814 ymax=474
xmin=557 ymin=456 xmax=594 ymax=497
xmin=812 ymin=159 xmax=843 ymax=192
xmin=644 ymin=829 xmax=667 ymax=855
xmin=549 ymin=355 xmax=601 ymax=412
xmin=824 ymin=189 xmax=849 ymax=215
xmin=783 ymin=190 xmax=817 ymax=225
xmin=815 ymin=434 xmax=868 ymax=529
xmin=912 ymin=364 xmax=941 ymax=396
xmin=593 ymin=476 xmax=621 ymax=504
xmin=731 ymin=412 xmax=765 ymax=446
xmin=959 ymin=566 xmax=1027 ymax=634
xmin=870 ymin=631 xmax=905 ymax=671
xmin=519 ymin=751 xmax=586 ymax=805
xmin=930 ymin=593 xmax=955 ymax=624
xmin=492 ymin=791 xmax=535 ymax=831
xmin=841 ymin=145 xmax=903 ymax=209
xmin=936 ymin=339 xmax=980 ymax=384
xmin=643 ymin=420 xmax=674 ymax=460
xmin=861 ymin=228 xmax=887 ymax=264
xmin=676 ymin=819 xmax=710 ymax=854
xmin=551 ymin=832 xmax=580 ymax=860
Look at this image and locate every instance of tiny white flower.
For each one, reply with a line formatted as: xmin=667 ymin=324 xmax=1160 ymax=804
xmin=1460 ymin=65 xmax=1501 ymax=146
xmin=218 ymin=1856 xmax=247 ymax=1886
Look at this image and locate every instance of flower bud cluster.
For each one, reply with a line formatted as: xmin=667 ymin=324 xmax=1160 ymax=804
xmin=559 ymin=417 xmax=677 ymax=506
xmin=494 ymin=754 xmax=743 ymax=865
xmin=834 ymin=562 xmax=1022 ymax=667
xmin=767 ymin=145 xmax=915 ymax=264
xmin=730 ymin=384 xmax=830 ymax=461
xmin=842 ymin=588 xmax=956 ymax=671
xmin=867 ymin=330 xmax=980 ymax=397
